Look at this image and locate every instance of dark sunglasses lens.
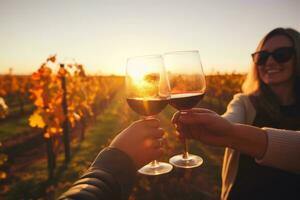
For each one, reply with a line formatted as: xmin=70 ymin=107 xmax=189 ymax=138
xmin=254 ymin=52 xmax=269 ymax=65
xmin=273 ymin=47 xmax=294 ymax=63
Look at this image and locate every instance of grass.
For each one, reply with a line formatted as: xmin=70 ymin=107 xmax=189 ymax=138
xmin=3 ymin=91 xmax=135 ymax=199
xmin=7 ymin=104 xmax=34 ymax=116
xmin=0 ymin=114 xmax=35 ymax=141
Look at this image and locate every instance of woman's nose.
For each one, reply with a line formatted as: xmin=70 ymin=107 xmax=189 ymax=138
xmin=265 ymin=55 xmax=277 ymax=66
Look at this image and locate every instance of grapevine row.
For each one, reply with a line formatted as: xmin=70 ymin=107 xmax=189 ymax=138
xmin=28 ymin=55 xmax=123 ymax=179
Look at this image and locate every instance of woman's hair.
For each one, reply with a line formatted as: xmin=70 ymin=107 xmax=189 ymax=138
xmin=242 ymin=27 xmax=300 ymax=94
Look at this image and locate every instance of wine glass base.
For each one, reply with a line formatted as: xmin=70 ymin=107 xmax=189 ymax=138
xmin=138 ymin=161 xmax=173 ymax=176
xmin=169 ymin=154 xmax=203 ymax=168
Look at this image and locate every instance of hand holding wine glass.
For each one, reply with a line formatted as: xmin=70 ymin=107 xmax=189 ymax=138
xmin=125 ymin=55 xmax=173 ymax=175
xmin=110 ymin=118 xmax=166 ymax=169
xmin=164 ymin=50 xmax=206 ymax=168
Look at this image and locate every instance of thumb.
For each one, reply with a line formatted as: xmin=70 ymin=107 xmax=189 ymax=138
xmin=178 ymin=112 xmax=215 ymax=125
xmin=171 ymin=111 xmax=181 ymax=124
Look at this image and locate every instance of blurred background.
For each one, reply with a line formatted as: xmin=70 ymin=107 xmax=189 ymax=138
xmin=0 ymin=0 xmax=299 ymax=199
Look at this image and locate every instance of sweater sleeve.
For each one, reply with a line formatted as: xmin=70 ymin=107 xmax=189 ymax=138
xmin=255 ymin=127 xmax=300 ymax=174
xmin=58 ymin=147 xmax=137 ymax=200
xmin=222 ymin=93 xmax=247 ymax=123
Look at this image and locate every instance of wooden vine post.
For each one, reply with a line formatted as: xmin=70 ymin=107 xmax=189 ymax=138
xmin=45 ymin=127 xmax=56 ymax=180
xmin=59 ymin=64 xmax=71 ymax=163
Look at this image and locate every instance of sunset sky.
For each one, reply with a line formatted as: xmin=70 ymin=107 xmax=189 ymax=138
xmin=0 ymin=0 xmax=299 ymax=75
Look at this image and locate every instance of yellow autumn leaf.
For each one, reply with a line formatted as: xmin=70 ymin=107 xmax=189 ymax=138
xmin=29 ymin=112 xmax=45 ymax=128
xmin=0 ymin=171 xmax=7 ymax=180
xmin=73 ymin=112 xmax=81 ymax=121
xmin=49 ymin=127 xmax=62 ymax=134
xmin=44 ymin=132 xmax=50 ymax=139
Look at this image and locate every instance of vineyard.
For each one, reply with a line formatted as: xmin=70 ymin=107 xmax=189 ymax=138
xmin=0 ymin=58 xmax=245 ymax=199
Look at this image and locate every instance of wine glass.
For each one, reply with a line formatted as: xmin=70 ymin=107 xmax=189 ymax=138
xmin=163 ymin=50 xmax=206 ymax=168
xmin=126 ymin=54 xmax=173 ymax=175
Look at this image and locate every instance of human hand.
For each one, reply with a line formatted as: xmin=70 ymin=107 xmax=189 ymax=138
xmin=172 ymin=108 xmax=235 ymax=148
xmin=110 ymin=118 xmax=165 ymax=169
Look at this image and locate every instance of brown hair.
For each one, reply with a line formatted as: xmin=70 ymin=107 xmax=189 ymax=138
xmin=242 ymin=27 xmax=300 ymax=94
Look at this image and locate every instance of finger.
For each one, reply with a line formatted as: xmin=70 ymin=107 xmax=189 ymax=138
xmin=151 ymin=140 xmax=160 ymax=149
xmin=134 ymin=118 xmax=160 ymax=128
xmin=178 ymin=112 xmax=215 ymax=125
xmin=152 ymin=128 xmax=165 ymax=138
xmin=160 ymin=137 xmax=167 ymax=147
xmin=174 ymin=123 xmax=194 ymax=139
xmin=186 ymin=108 xmax=216 ymax=114
xmin=173 ymin=124 xmax=185 ymax=139
xmin=143 ymin=118 xmax=160 ymax=128
xmin=175 ymin=123 xmax=182 ymax=131
xmin=176 ymin=126 xmax=193 ymax=139
xmin=172 ymin=109 xmax=215 ymax=125
xmin=190 ymin=125 xmax=204 ymax=139
xmin=177 ymin=131 xmax=185 ymax=141
xmin=144 ymin=138 xmax=153 ymax=148
xmin=171 ymin=111 xmax=181 ymax=124
xmin=152 ymin=138 xmax=165 ymax=149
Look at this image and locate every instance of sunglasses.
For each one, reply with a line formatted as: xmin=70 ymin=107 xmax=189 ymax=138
xmin=252 ymin=47 xmax=295 ymax=65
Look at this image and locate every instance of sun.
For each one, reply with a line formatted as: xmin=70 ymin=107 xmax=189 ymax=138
xmin=129 ymin=64 xmax=154 ymax=83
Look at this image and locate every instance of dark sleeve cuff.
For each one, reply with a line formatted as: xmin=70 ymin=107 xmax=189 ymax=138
xmin=89 ymin=147 xmax=137 ymax=199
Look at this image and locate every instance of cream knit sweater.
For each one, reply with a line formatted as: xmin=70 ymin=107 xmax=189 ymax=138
xmin=221 ymin=93 xmax=300 ymax=200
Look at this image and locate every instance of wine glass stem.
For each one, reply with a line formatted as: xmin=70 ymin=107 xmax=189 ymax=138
xmin=183 ymin=138 xmax=189 ymax=159
xmin=143 ymin=116 xmax=159 ymax=168
xmin=151 ymin=160 xmax=159 ymax=168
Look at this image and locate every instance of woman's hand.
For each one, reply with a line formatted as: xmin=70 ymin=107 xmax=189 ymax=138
xmin=172 ymin=108 xmax=268 ymax=158
xmin=110 ymin=119 xmax=165 ymax=169
xmin=172 ymin=108 xmax=236 ymax=148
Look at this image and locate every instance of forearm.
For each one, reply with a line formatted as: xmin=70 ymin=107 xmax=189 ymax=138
xmin=230 ymin=123 xmax=268 ymax=159
xmin=59 ymin=147 xmax=136 ymax=200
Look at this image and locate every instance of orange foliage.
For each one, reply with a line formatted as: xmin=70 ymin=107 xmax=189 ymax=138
xmin=28 ymin=55 xmax=123 ymax=138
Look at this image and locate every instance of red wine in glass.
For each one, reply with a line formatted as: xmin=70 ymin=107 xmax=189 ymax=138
xmin=127 ymin=98 xmax=169 ymax=116
xmin=170 ymin=93 xmax=205 ymax=111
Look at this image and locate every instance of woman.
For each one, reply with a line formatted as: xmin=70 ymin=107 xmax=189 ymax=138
xmin=59 ymin=118 xmax=165 ymax=200
xmin=174 ymin=27 xmax=300 ymax=200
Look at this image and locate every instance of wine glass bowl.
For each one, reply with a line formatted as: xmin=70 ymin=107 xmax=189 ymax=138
xmin=164 ymin=50 xmax=206 ymax=168
xmin=125 ymin=55 xmax=173 ymax=175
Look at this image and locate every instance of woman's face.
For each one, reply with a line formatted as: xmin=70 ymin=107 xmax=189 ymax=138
xmin=257 ymin=35 xmax=295 ymax=86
